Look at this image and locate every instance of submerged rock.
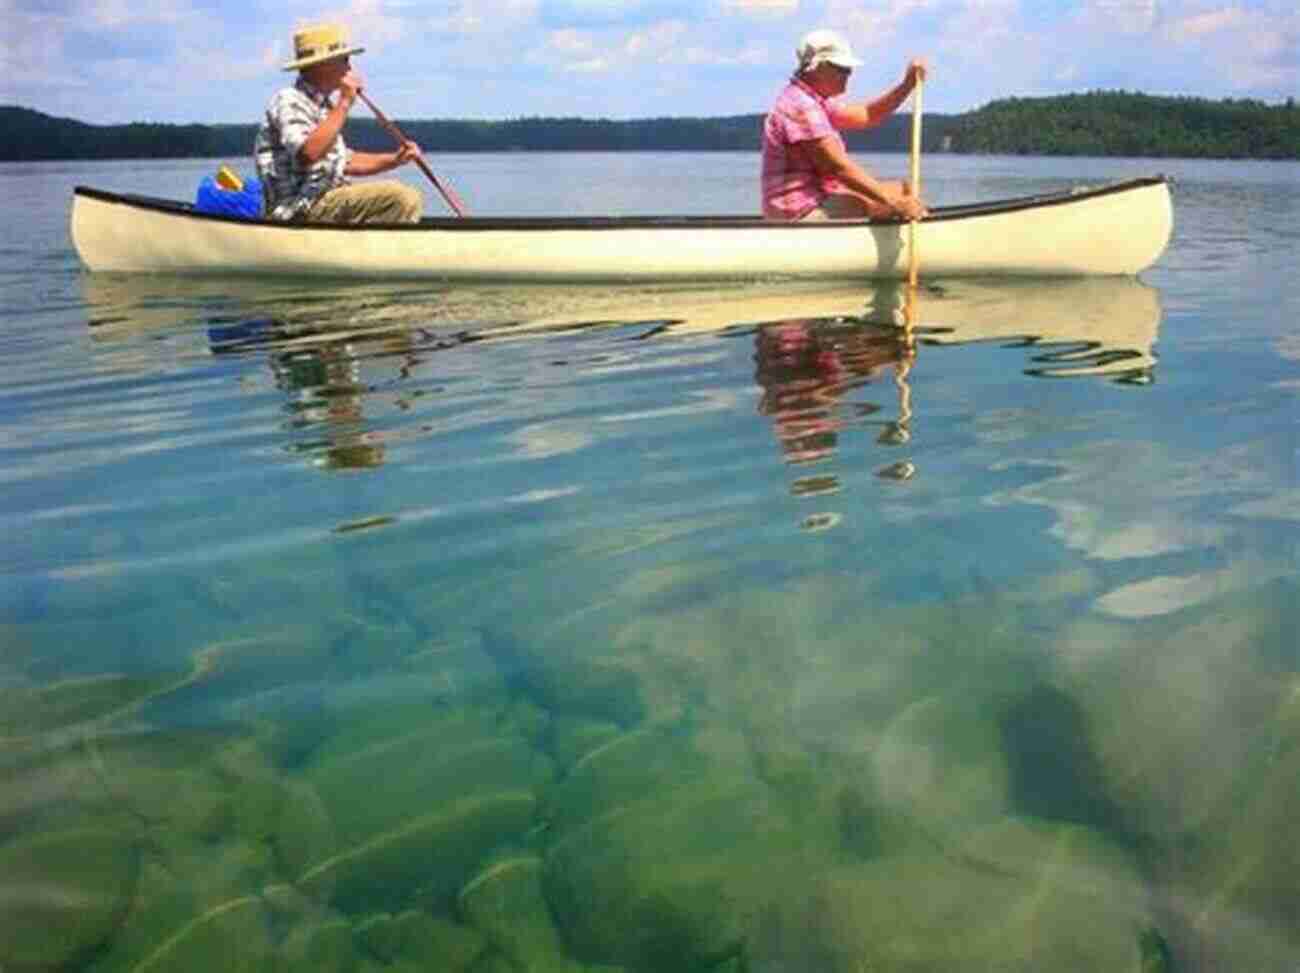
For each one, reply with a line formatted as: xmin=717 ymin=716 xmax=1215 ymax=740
xmin=306 ymin=702 xmax=506 ymax=769
xmin=542 ymin=724 xmax=726 ymax=835
xmin=1 ymin=726 xmax=289 ymax=973
xmin=747 ymin=818 xmax=1158 ymax=972
xmin=278 ymin=918 xmax=360 ymax=973
xmin=503 ymin=640 xmax=649 ymax=728
xmin=80 ymin=733 xmax=300 ymax=973
xmin=0 ymin=673 xmax=168 ymax=738
xmin=289 ymin=698 xmax=554 ymax=917
xmin=1067 ymin=584 xmax=1295 ymax=840
xmin=274 ymin=778 xmax=339 ymax=882
xmin=136 ymin=629 xmax=344 ymax=729
xmin=308 ymin=732 xmax=550 ymax=847
xmin=547 ymin=717 xmax=622 ymax=772
xmin=118 ymin=895 xmax=275 ymax=973
xmin=84 ymin=730 xmax=288 ymax=847
xmin=459 ymin=856 xmax=583 ymax=972
xmin=541 ymin=710 xmax=942 ymax=970
xmin=0 ymin=735 xmax=119 ymax=836
xmin=1064 ymin=583 xmax=1300 ymax=967
xmin=871 ymin=687 xmax=1012 ymax=836
xmin=0 ymin=827 xmax=137 ymax=971
xmin=544 ymin=769 xmax=821 ymax=971
xmin=391 ymin=631 xmax=509 ymax=708
xmin=1178 ymin=677 xmax=1300 ymax=970
xmin=91 ymin=837 xmax=279 ymax=973
xmin=997 ymin=685 xmax=1125 ymax=836
xmin=296 ymin=790 xmax=537 ymax=914
xmin=355 ymin=910 xmax=487 ymax=970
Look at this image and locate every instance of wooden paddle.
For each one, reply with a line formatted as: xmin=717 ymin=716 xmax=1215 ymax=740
xmin=907 ymin=73 xmax=924 ymax=290
xmin=358 ymin=91 xmax=468 ymax=218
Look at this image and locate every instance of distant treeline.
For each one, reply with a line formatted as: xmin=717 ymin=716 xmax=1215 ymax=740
xmin=949 ymin=91 xmax=1299 ymax=159
xmin=0 ymin=105 xmax=947 ymax=159
xmin=3 ymin=92 xmax=1296 ymax=161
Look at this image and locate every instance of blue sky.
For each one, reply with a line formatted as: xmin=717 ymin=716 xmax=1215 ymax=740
xmin=5 ymin=0 xmax=1296 ymax=124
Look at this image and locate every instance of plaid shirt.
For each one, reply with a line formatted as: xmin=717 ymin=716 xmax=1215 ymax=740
xmin=761 ymin=78 xmax=850 ymax=220
xmin=254 ymin=77 xmax=352 ymax=221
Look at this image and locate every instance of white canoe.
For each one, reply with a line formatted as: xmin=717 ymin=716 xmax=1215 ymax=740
xmin=71 ymin=177 xmax=1172 ymax=282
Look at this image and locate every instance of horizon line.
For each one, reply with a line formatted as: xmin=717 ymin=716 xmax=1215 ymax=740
xmin=6 ymin=89 xmax=1296 ymax=130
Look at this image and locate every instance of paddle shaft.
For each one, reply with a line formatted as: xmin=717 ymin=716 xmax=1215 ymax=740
xmin=907 ymin=76 xmax=923 ymax=288
xmin=357 ymin=91 xmax=467 ymax=218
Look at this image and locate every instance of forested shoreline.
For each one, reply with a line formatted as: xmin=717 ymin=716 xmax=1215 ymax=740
xmin=3 ymin=92 xmax=1296 ymax=162
xmin=949 ymin=92 xmax=1297 ymax=159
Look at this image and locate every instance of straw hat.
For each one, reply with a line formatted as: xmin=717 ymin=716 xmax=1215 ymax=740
xmin=283 ymin=24 xmax=365 ymax=71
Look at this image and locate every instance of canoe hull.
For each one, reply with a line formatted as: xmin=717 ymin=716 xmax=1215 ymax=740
xmin=71 ymin=178 xmax=1172 ymax=281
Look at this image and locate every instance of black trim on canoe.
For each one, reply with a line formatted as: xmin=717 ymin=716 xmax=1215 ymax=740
xmin=73 ymin=176 xmax=1168 ymax=232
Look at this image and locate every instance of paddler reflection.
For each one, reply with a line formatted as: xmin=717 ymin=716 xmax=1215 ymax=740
xmin=271 ymin=325 xmax=423 ymax=471
xmin=754 ymin=315 xmax=915 ymax=480
xmin=272 ymin=339 xmax=387 ymax=470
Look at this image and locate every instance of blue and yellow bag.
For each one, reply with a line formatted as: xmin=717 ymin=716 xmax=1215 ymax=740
xmin=195 ymin=165 xmax=263 ymax=218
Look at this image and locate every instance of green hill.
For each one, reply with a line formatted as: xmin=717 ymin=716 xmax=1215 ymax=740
xmin=1 ymin=105 xmax=252 ymax=161
xmin=948 ymin=91 xmax=1299 ymax=159
xmin=2 ymin=92 xmax=1296 ymax=161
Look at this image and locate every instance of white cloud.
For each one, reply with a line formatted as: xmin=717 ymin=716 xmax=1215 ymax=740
xmin=623 ymin=18 xmax=688 ymax=59
xmin=682 ymin=40 xmax=771 ymax=66
xmin=87 ymin=0 xmax=189 ymax=28
xmin=1082 ymin=0 xmax=1158 ymax=34
xmin=537 ymin=16 xmax=767 ymax=74
xmin=307 ymin=0 xmax=407 ymax=47
xmin=177 ymin=43 xmax=284 ymax=84
xmin=936 ymin=0 xmax=1019 ymax=53
xmin=549 ymin=27 xmax=596 ymax=54
xmin=1161 ymin=5 xmax=1244 ymax=42
xmin=1095 ymin=563 xmax=1287 ymax=618
xmin=566 ymin=57 xmax=612 ymax=72
xmin=0 ymin=7 xmax=68 ymax=79
xmin=538 ymin=26 xmax=610 ymax=72
xmin=720 ymin=0 xmax=799 ymax=15
xmin=1229 ymin=490 xmax=1300 ymax=523
xmin=1154 ymin=3 xmax=1299 ymax=91
xmin=424 ymin=0 xmax=539 ymax=34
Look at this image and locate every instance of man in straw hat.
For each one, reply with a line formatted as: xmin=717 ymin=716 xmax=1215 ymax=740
xmin=255 ymin=23 xmax=423 ymax=223
xmin=762 ymin=29 xmax=928 ymax=222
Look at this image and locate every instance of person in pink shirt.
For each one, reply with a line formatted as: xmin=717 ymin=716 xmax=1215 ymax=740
xmin=762 ymin=29 xmax=928 ymax=222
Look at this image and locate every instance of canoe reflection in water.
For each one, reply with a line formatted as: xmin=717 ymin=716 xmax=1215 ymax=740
xmin=82 ymin=274 xmax=1162 ymax=483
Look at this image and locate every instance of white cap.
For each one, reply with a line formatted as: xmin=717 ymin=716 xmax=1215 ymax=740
xmin=796 ymin=29 xmax=863 ymax=72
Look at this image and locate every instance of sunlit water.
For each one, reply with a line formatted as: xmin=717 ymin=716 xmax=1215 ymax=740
xmin=1 ymin=154 xmax=1298 ymax=972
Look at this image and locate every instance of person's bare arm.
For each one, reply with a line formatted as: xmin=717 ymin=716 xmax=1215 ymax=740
xmin=299 ymin=71 xmax=361 ymax=165
xmin=833 ymin=60 xmax=927 ymax=130
xmin=345 ymin=141 xmax=420 ymax=176
xmin=805 ymin=136 xmax=927 ymax=220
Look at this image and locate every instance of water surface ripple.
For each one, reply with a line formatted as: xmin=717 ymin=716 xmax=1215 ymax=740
xmin=1 ymin=155 xmax=1298 ymax=973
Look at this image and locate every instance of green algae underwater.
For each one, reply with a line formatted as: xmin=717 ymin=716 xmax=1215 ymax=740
xmin=4 ymin=516 xmax=1299 ymax=972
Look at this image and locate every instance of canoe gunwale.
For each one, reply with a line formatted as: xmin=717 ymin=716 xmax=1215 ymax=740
xmin=71 ymin=176 xmax=1170 ymax=233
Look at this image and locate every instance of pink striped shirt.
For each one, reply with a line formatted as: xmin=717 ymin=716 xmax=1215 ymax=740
xmin=761 ymin=79 xmax=851 ymax=220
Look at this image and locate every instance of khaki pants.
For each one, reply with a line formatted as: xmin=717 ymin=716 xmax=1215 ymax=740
xmin=800 ymin=183 xmax=910 ymax=222
xmin=307 ymin=181 xmax=423 ymax=224
xmin=800 ymin=194 xmax=873 ymax=221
